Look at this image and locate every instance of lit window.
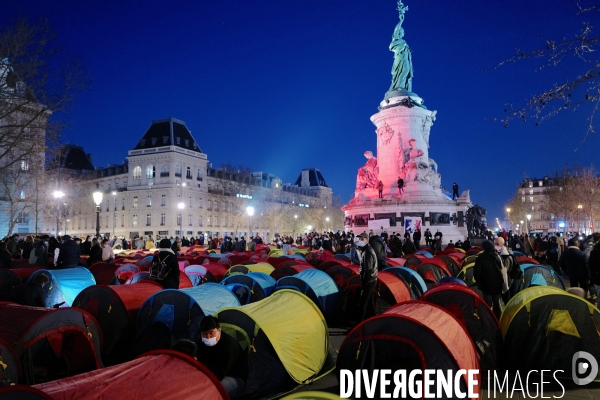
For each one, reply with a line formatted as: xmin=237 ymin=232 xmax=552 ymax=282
xmin=132 ymin=215 xmax=137 ymax=227
xmin=133 ymin=196 xmax=138 ymax=209
xmin=530 ymin=196 xmax=534 ymax=202
xmin=528 ymin=181 xmax=533 ymax=188
xmin=20 ymin=160 xmax=29 ymax=171
xmin=146 ymin=165 xmax=155 ymax=179
xmin=133 ymin=166 xmax=142 ymax=180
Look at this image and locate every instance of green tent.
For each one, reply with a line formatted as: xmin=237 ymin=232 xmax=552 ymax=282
xmin=216 ymin=289 xmax=330 ymax=399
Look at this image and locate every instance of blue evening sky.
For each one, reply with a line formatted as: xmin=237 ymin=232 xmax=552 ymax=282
xmin=3 ymin=0 xmax=598 ymax=222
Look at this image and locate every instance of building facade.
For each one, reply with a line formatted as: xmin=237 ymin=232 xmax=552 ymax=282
xmin=44 ymin=118 xmax=333 ymax=240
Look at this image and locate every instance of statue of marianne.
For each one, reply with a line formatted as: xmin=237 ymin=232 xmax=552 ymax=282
xmin=389 ymin=1 xmax=413 ymax=92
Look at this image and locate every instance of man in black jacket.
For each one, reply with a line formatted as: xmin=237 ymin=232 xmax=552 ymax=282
xmin=413 ymin=229 xmax=422 ymax=250
xmin=357 ymin=233 xmax=378 ymax=323
xmin=56 ymin=235 xmax=81 ymax=269
xmin=560 ymin=237 xmax=589 ymax=294
xmin=368 ymin=233 xmax=388 ymax=270
xmin=196 ymin=316 xmax=246 ymax=399
xmin=473 ymin=240 xmax=504 ymax=319
xmin=20 ymin=273 xmax=49 ymax=307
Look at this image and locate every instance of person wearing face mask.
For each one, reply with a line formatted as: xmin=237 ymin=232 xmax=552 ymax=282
xmin=356 ymin=232 xmax=378 ymax=324
xmin=473 ymin=240 xmax=504 ymax=319
xmin=196 ymin=316 xmax=246 ymax=399
xmin=494 ymin=236 xmax=516 ymax=305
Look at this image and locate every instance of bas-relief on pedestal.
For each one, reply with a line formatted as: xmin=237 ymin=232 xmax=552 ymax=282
xmin=344 ymin=1 xmax=471 ymax=243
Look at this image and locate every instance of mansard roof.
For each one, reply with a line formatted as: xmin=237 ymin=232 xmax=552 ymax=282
xmin=294 ymin=168 xmax=329 ymax=188
xmin=134 ymin=117 xmax=202 ymax=153
xmin=48 ymin=145 xmax=95 ymax=171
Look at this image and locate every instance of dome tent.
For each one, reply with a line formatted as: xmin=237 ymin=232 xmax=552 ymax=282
xmin=273 ymin=269 xmax=338 ymax=320
xmin=509 ymin=263 xmax=565 ymax=296
xmin=421 ymin=283 xmax=501 ymax=371
xmin=337 ymin=301 xmax=479 ymax=397
xmin=220 ymin=272 xmax=276 ymax=305
xmin=216 ymin=290 xmax=333 ymax=399
xmin=500 ymin=286 xmax=600 ymax=380
xmin=29 ymin=267 xmax=96 ymax=307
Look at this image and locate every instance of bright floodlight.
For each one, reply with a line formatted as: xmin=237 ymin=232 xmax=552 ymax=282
xmin=178 ymin=202 xmax=185 ymax=210
xmin=526 ymin=214 xmax=531 ymax=221
xmin=182 ymin=182 xmax=187 ymax=187
xmin=53 ymin=190 xmax=64 ymax=199
xmin=506 ymin=208 xmax=511 ymax=213
xmin=246 ymin=206 xmax=255 ymax=217
xmin=93 ymin=190 xmax=103 ymax=206
xmin=112 ymin=191 xmax=117 ymax=196
xmin=294 ymin=215 xmax=297 ymax=219
xmin=307 ymin=225 xmax=313 ymax=231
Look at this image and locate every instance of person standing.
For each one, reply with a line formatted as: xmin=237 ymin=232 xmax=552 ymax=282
xmin=473 ymin=240 xmax=504 ymax=319
xmin=452 ymin=183 xmax=459 ymax=200
xmin=424 ymin=228 xmax=432 ymax=247
xmin=560 ymin=237 xmax=590 ymax=296
xmin=434 ymin=229 xmax=443 ymax=249
xmin=87 ymin=238 xmax=103 ymax=267
xmin=377 ymin=180 xmax=384 ymax=199
xmin=356 ymin=233 xmax=378 ymax=323
xmin=56 ymin=235 xmax=81 ymax=269
xmin=151 ymin=239 xmax=180 ymax=289
xmin=412 ymin=228 xmax=421 ymax=250
xmin=397 ymin=177 xmax=404 ymax=195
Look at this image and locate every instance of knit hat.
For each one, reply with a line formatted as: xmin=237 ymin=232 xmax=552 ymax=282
xmin=159 ymin=239 xmax=172 ymax=249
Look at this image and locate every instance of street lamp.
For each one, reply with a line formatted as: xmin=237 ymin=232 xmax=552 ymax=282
xmin=93 ymin=187 xmax=103 ymax=238
xmin=112 ymin=191 xmax=117 ymax=235
xmin=53 ymin=190 xmax=64 ymax=235
xmin=293 ymin=214 xmax=297 ymax=240
xmin=577 ymin=204 xmax=583 ymax=234
xmin=506 ymin=207 xmax=511 ymax=230
xmin=326 ymin=217 xmax=330 ymax=232
xmin=526 ymin=214 xmax=531 ymax=235
xmin=246 ymin=206 xmax=254 ymax=241
xmin=178 ymin=201 xmax=184 ymax=237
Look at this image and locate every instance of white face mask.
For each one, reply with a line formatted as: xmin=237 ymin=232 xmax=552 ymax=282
xmin=494 ymin=245 xmax=502 ymax=252
xmin=357 ymin=241 xmax=367 ymax=248
xmin=202 ymin=337 xmax=217 ymax=347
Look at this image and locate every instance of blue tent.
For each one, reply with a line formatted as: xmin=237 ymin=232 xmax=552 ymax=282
xmin=184 ymin=265 xmax=215 ymax=286
xmin=274 ymin=269 xmax=338 ymax=320
xmin=383 ymin=267 xmax=428 ymax=298
xmin=415 ymin=251 xmax=433 ymax=258
xmin=29 ymin=267 xmax=96 ymax=307
xmin=221 ymin=272 xmax=276 ymax=304
xmin=181 ymin=283 xmax=240 ymax=315
xmin=286 ymin=253 xmax=307 ymax=260
xmin=509 ymin=263 xmax=566 ymax=296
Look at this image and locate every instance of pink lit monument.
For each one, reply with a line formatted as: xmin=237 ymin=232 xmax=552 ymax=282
xmin=343 ymin=1 xmax=471 ymax=243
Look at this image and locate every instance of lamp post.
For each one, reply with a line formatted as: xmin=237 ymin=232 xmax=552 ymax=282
xmin=93 ymin=188 xmax=103 ymax=238
xmin=53 ymin=190 xmax=64 ymax=235
xmin=293 ymin=214 xmax=297 ymax=241
xmin=246 ymin=206 xmax=254 ymax=240
xmin=112 ymin=191 xmax=117 ymax=235
xmin=577 ymin=204 xmax=583 ymax=234
xmin=326 ymin=217 xmax=330 ymax=233
xmin=506 ymin=207 xmax=511 ymax=230
xmin=526 ymin=214 xmax=531 ymax=235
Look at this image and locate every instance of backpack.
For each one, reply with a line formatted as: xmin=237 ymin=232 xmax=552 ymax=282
xmin=150 ymin=254 xmax=171 ymax=280
xmin=29 ymin=248 xmax=38 ymax=265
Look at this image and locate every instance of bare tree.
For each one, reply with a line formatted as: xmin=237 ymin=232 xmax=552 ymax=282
xmin=497 ymin=1 xmax=600 ymax=142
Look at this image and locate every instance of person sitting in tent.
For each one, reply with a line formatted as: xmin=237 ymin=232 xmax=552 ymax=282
xmin=473 ymin=240 xmax=504 ymax=319
xmin=196 ymin=316 xmax=246 ymax=399
xmin=151 ymin=239 xmax=180 ymax=289
xmin=20 ymin=273 xmax=49 ymax=307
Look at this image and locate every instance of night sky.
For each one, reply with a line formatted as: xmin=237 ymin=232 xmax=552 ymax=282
xmin=3 ymin=0 xmax=598 ymax=223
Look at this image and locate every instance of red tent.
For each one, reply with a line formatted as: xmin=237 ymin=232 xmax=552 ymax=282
xmin=0 ymin=303 xmax=103 ymax=384
xmin=89 ymin=262 xmax=119 ymax=285
xmin=270 ymin=263 xmax=314 ymax=281
xmin=202 ymin=262 xmax=228 ymax=282
xmin=72 ymin=281 xmax=163 ymax=365
xmin=33 ymin=351 xmax=228 ymax=400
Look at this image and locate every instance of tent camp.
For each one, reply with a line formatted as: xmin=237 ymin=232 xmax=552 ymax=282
xmin=509 ymin=263 xmax=565 ymax=296
xmin=135 ymin=285 xmax=240 ymax=355
xmin=113 ymin=264 xmax=140 ymax=284
xmin=72 ymin=281 xmax=163 ymax=365
xmin=29 ymin=268 xmax=96 ymax=308
xmin=0 ymin=337 xmax=20 ymax=385
xmin=201 ymin=262 xmax=228 ymax=282
xmin=383 ymin=267 xmax=427 ymax=299
xmin=421 ymin=284 xmax=501 ymax=371
xmin=216 ymin=290 xmax=333 ymax=399
xmin=0 ymin=303 xmax=103 ymax=384
xmin=337 ymin=301 xmax=480 ymax=396
xmin=221 ymin=272 xmax=276 ymax=305
xmin=500 ymin=286 xmax=600 ymax=380
xmin=436 ymin=254 xmax=461 ymax=276
xmin=32 ymin=351 xmax=228 ymax=400
xmin=456 ymin=262 xmax=481 ymax=295
xmin=274 ymin=269 xmax=338 ymax=320
xmin=184 ymin=265 xmax=215 ymax=286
